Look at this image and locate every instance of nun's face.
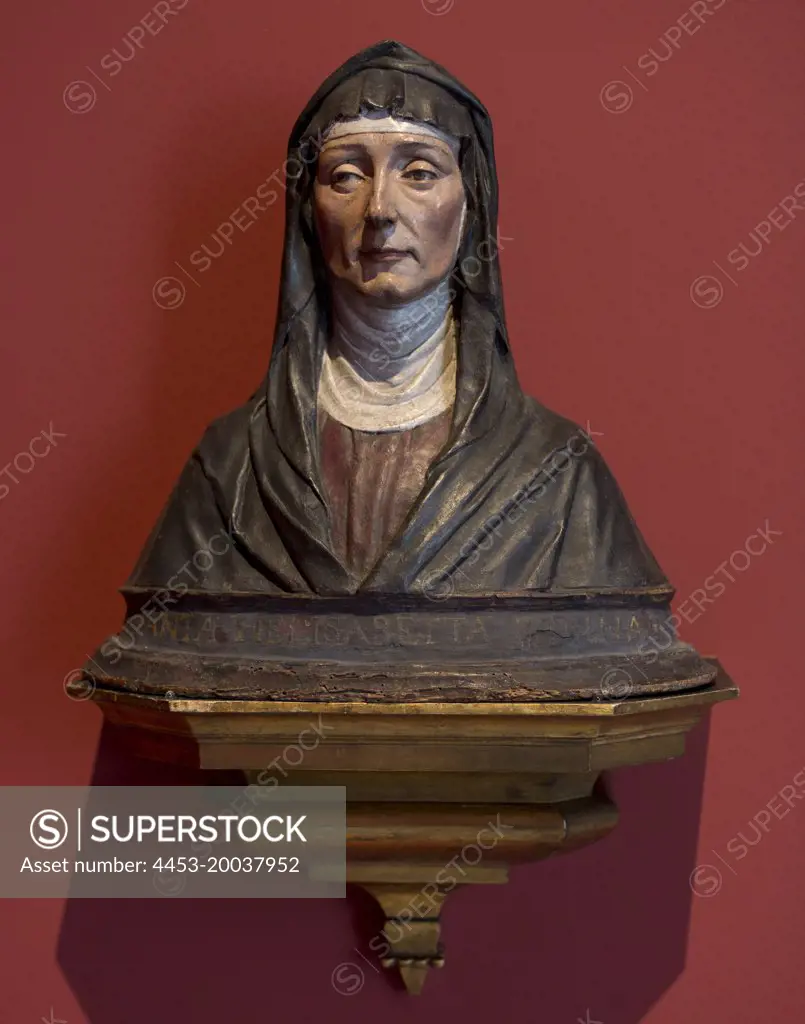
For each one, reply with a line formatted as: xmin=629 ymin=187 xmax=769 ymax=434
xmin=314 ymin=130 xmax=466 ymax=305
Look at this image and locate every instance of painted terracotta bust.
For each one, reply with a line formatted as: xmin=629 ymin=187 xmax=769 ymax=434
xmin=85 ymin=41 xmax=715 ymax=702
xmin=128 ymin=39 xmax=665 ymax=601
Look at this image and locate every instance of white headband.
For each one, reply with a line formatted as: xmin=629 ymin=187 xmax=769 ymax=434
xmin=321 ymin=115 xmax=458 ymax=150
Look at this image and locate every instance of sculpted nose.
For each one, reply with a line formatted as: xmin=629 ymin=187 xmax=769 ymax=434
xmin=365 ymin=173 xmax=396 ymax=229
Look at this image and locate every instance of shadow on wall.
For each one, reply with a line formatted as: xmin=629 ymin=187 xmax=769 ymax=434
xmin=57 ymin=717 xmax=710 ymax=1022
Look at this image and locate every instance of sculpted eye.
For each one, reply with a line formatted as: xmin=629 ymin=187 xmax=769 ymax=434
xmin=330 ymin=167 xmax=365 ymax=191
xmin=402 ymin=161 xmax=440 ymax=185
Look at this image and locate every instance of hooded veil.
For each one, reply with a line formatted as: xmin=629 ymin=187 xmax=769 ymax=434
xmin=127 ymin=40 xmax=668 ymax=599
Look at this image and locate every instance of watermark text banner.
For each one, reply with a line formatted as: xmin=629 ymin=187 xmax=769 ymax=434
xmin=1 ymin=786 xmax=345 ymax=898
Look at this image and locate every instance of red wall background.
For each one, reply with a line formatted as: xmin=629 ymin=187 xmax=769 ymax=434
xmin=3 ymin=0 xmax=804 ymax=1020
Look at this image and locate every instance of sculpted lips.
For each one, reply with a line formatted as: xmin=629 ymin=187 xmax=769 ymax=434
xmin=359 ymin=248 xmax=415 ymax=263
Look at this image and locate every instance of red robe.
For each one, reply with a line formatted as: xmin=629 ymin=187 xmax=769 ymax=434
xmin=319 ymin=407 xmax=452 ymax=581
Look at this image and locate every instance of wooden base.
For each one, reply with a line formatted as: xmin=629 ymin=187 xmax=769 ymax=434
xmin=86 ymin=664 xmax=737 ymax=993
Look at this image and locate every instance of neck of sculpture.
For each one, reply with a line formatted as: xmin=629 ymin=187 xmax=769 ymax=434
xmin=329 ymin=281 xmax=452 ymax=382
